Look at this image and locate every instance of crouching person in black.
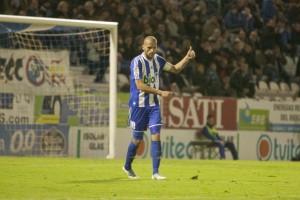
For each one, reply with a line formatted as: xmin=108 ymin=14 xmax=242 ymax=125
xmin=202 ymin=114 xmax=238 ymax=160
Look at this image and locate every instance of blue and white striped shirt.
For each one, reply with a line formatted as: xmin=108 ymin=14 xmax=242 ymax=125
xmin=129 ymin=53 xmax=167 ymax=107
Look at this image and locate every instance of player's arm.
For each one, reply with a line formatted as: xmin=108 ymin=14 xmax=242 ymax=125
xmin=135 ymin=79 xmax=172 ymax=97
xmin=166 ymin=46 xmax=196 ymax=73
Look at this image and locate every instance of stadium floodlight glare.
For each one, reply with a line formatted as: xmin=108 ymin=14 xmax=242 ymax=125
xmin=0 ymin=14 xmax=118 ymax=158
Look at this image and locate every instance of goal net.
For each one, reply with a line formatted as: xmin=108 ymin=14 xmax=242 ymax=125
xmin=0 ymin=15 xmax=118 ymax=158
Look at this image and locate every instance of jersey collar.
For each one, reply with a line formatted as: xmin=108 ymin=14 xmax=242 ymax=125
xmin=142 ymin=52 xmax=154 ymax=61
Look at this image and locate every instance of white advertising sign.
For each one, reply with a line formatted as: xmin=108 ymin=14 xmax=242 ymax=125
xmin=0 ymin=49 xmax=73 ymax=95
xmin=115 ymin=128 xmax=300 ymax=161
xmin=269 ymin=102 xmax=300 ymax=132
xmin=115 ymin=128 xmax=238 ymax=160
xmin=68 ymin=127 xmax=108 ymax=158
xmin=0 ymin=94 xmax=34 ymax=124
xmin=238 ymin=131 xmax=300 ymax=161
xmin=238 ymin=99 xmax=300 ymax=132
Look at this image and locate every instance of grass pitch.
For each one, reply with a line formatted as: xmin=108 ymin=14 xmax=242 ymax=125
xmin=0 ymin=157 xmax=299 ymax=200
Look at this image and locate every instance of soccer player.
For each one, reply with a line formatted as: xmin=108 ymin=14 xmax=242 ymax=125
xmin=202 ymin=114 xmax=239 ymax=160
xmin=123 ymin=36 xmax=196 ymax=179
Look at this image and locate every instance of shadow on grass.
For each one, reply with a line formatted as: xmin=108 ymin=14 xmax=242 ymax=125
xmin=68 ymin=178 xmax=123 ymax=184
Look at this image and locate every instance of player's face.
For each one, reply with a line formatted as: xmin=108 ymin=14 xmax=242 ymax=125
xmin=142 ymin=39 xmax=157 ymax=60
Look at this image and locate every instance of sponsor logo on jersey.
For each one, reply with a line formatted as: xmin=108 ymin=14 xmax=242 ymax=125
xmin=143 ymin=73 xmax=158 ymax=84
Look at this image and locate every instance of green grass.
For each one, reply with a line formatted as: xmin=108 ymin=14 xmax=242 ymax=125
xmin=0 ymin=157 xmax=299 ymax=199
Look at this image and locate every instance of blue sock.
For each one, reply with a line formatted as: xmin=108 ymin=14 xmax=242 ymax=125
xmin=124 ymin=142 xmax=138 ymax=170
xmin=152 ymin=141 xmax=161 ymax=174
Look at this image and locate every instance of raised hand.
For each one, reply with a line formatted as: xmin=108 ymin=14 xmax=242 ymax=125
xmin=186 ymin=46 xmax=196 ymax=60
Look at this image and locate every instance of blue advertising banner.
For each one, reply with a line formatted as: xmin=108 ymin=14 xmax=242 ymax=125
xmin=0 ymin=124 xmax=69 ymax=156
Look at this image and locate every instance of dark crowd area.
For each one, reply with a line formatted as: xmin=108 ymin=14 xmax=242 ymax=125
xmin=1 ymin=0 xmax=300 ymax=98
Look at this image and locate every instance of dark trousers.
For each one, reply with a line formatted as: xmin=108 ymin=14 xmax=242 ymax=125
xmin=213 ymin=141 xmax=238 ymax=160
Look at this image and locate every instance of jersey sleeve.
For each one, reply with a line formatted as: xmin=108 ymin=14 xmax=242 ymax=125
xmin=156 ymin=54 xmax=168 ymax=72
xmin=130 ymin=57 xmax=143 ymax=80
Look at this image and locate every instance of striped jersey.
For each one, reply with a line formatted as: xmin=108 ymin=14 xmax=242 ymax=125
xmin=129 ymin=52 xmax=167 ymax=107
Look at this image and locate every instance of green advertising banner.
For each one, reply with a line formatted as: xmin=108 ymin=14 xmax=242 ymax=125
xmin=239 ymin=108 xmax=269 ymax=131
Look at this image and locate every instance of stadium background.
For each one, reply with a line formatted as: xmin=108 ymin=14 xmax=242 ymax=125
xmin=0 ymin=0 xmax=299 ymax=161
